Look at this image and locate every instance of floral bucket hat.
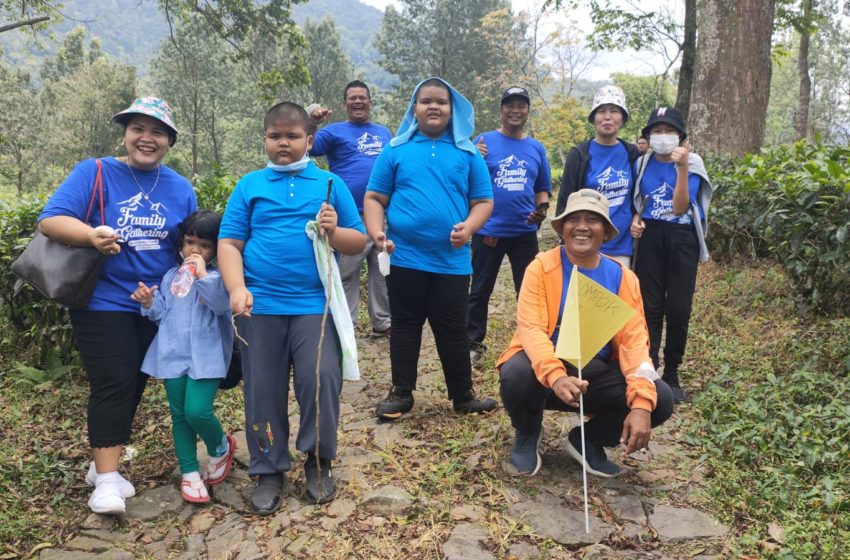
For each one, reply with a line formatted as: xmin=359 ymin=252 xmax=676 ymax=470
xmin=112 ymin=97 xmax=179 ymax=144
xmin=587 ymin=85 xmax=630 ymax=124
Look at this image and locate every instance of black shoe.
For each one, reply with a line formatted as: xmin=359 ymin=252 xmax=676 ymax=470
xmin=452 ymin=389 xmax=497 ymax=415
xmin=250 ymin=473 xmax=285 ymax=515
xmin=565 ymin=427 xmax=621 ymax=478
xmin=662 ymin=371 xmax=688 ymax=403
xmin=375 ymin=386 xmax=414 ymax=420
xmin=304 ymin=454 xmax=337 ymax=504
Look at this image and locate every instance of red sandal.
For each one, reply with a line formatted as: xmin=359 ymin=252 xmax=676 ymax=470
xmin=205 ymin=434 xmax=237 ymax=486
xmin=180 ymin=478 xmax=210 ymax=504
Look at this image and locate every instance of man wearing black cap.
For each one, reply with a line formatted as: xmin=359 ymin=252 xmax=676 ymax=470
xmin=468 ymin=87 xmax=552 ymax=363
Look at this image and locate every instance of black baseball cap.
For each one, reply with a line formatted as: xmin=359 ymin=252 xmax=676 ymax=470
xmin=641 ymin=106 xmax=687 ymax=140
xmin=501 ymin=86 xmax=530 ymax=105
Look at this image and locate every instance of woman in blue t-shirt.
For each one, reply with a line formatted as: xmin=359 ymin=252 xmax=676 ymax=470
xmin=38 ymin=97 xmax=197 ymax=515
xmin=630 ymin=107 xmax=712 ymax=404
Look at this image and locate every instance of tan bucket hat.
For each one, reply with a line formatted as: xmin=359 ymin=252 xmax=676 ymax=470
xmin=551 ymin=190 xmax=619 ymax=241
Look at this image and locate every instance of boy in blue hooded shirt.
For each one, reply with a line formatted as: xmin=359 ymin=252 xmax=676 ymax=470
xmin=364 ymin=77 xmax=498 ymax=419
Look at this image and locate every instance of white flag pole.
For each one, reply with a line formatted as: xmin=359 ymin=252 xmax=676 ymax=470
xmin=572 ymin=264 xmax=590 ymax=534
xmin=578 ymin=355 xmax=590 ymax=533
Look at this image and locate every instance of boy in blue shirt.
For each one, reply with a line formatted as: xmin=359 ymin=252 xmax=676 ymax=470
xmin=218 ymin=102 xmax=366 ymax=513
xmin=307 ymin=81 xmax=393 ymax=337
xmin=364 ymin=77 xmax=498 ymax=420
xmin=468 ymin=86 xmax=551 ymax=361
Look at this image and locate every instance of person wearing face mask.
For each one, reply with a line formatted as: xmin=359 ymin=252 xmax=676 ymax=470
xmin=630 ymin=107 xmax=713 ymax=403
xmin=555 ymin=85 xmax=641 ymax=269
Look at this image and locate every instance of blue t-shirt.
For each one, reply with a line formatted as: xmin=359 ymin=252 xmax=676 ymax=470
xmin=552 ymin=249 xmax=623 ymax=360
xmin=366 ymin=131 xmax=493 ymax=275
xmin=39 ymin=157 xmax=197 ymax=312
xmin=219 ymin=161 xmax=364 ymax=315
xmin=310 ymin=121 xmax=392 ymax=212
xmin=638 ymin=155 xmax=703 ymax=224
xmin=584 ymin=140 xmax=634 ymax=256
xmin=475 ymin=131 xmax=551 ymax=238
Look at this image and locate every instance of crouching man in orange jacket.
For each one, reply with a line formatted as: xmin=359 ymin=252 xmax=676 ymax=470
xmin=496 ymin=189 xmax=673 ymax=477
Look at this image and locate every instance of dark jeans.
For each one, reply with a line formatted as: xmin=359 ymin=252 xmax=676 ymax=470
xmin=634 ymin=220 xmax=699 ymax=373
xmin=499 ymin=351 xmax=673 ymax=447
xmin=467 ymin=231 xmax=539 ymax=347
xmin=69 ymin=310 xmax=157 ymax=448
xmin=386 ymin=265 xmax=472 ymax=401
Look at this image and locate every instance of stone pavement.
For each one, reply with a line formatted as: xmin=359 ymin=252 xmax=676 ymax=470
xmin=39 ymin=230 xmax=730 ymax=559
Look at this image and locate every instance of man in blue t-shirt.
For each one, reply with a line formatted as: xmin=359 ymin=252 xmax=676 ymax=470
xmin=308 ymin=81 xmax=393 ymax=338
xmin=468 ymin=86 xmax=551 ymax=362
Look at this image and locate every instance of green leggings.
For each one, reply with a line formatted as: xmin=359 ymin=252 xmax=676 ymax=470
xmin=164 ymin=376 xmax=226 ymax=474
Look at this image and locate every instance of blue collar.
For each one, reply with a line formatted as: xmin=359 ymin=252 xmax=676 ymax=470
xmin=264 ymin=160 xmax=321 ymax=182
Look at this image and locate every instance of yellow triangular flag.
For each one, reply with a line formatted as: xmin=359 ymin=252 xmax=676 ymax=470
xmin=555 ymin=265 xmax=635 ymax=368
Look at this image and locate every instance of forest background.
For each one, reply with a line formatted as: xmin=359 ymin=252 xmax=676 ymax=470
xmin=0 ymin=0 xmax=849 ymax=558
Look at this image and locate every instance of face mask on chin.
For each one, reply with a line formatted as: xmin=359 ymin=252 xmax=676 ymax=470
xmin=267 ymin=153 xmax=310 ymax=173
xmin=649 ymin=134 xmax=680 ymax=155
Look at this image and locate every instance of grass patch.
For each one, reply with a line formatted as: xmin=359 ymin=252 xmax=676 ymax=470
xmin=685 ymin=260 xmax=850 ymax=559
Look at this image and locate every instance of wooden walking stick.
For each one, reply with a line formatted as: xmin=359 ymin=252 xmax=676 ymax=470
xmin=631 ymin=195 xmax=649 ymax=271
xmin=313 ymin=178 xmax=334 ymax=497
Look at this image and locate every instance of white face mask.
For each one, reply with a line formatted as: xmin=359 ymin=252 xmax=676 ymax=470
xmin=649 ymin=134 xmax=680 ymax=155
xmin=267 ymin=153 xmax=310 ymax=173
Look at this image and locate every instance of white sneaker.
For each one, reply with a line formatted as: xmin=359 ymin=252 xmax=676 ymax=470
xmin=88 ymin=479 xmax=126 ymax=515
xmin=85 ymin=462 xmax=135 ymax=498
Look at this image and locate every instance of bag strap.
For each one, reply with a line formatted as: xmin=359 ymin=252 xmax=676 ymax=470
xmin=83 ymin=159 xmax=105 ymax=225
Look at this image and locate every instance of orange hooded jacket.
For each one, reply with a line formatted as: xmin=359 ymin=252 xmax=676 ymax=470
xmin=495 ymin=247 xmax=658 ymax=412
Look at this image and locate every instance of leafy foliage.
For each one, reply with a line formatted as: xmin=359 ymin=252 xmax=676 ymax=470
xmin=687 ymin=262 xmax=850 ymax=559
xmin=707 ymin=140 xmax=850 ymax=313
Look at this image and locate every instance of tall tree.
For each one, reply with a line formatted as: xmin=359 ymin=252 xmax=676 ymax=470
xmin=584 ymin=0 xmax=697 ymax=121
xmin=152 ymin=16 xmax=240 ymax=175
xmin=40 ymin=31 xmax=136 ymax=168
xmin=611 ymin=72 xmax=674 ymax=141
xmin=790 ymin=0 xmax=816 ymax=139
xmin=301 ymin=17 xmax=356 ymax=119
xmin=688 ymin=0 xmax=777 ymax=156
xmin=0 ymin=62 xmax=40 ymax=195
xmin=374 ymin=0 xmax=527 ymax=129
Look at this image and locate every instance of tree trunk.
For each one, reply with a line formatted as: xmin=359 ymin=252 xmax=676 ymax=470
xmin=688 ymin=0 xmax=777 ymax=156
xmin=676 ymin=0 xmax=697 ymax=121
xmin=794 ymin=0 xmax=813 ymax=141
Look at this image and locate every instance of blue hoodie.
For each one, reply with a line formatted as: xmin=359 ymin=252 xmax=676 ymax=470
xmin=367 ymin=77 xmax=492 ymax=274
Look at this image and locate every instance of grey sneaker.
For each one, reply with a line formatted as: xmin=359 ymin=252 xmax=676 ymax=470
xmin=565 ymin=427 xmax=621 ymax=477
xmin=509 ymin=426 xmax=543 ymax=476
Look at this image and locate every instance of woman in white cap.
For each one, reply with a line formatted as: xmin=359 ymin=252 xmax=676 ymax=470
xmin=38 ymin=97 xmax=197 ymax=514
xmin=630 ymin=107 xmax=712 ymax=403
xmin=555 ymin=85 xmax=641 ymax=268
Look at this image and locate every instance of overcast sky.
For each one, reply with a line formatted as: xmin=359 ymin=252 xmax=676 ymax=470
xmin=358 ymin=0 xmax=676 ymax=81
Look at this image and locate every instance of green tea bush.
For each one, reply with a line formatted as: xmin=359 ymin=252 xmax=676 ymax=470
xmin=687 ymin=266 xmax=850 ymax=559
xmin=0 ymin=197 xmax=75 ymax=368
xmin=707 ymin=141 xmax=850 ymax=313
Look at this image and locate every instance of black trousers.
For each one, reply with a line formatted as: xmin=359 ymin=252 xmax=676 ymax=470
xmin=386 ymin=265 xmax=472 ymax=401
xmin=467 ymin=231 xmax=539 ymax=347
xmin=70 ymin=310 xmax=157 ymax=448
xmin=634 ymin=220 xmax=699 ymax=373
xmin=499 ymin=351 xmax=673 ymax=447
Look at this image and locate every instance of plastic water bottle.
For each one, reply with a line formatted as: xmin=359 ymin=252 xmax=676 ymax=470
xmin=171 ymin=263 xmax=196 ymax=298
